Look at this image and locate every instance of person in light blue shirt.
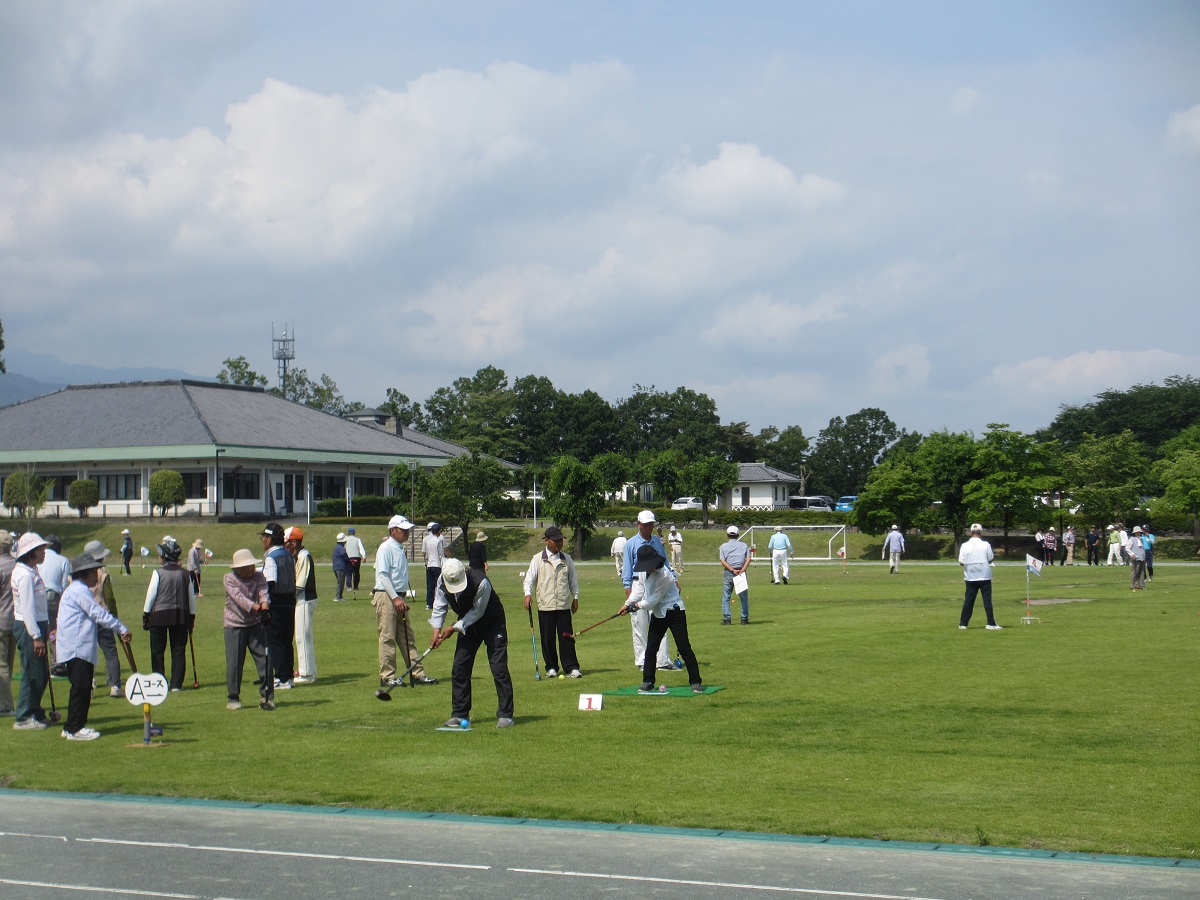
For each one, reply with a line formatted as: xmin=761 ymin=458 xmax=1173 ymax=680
xmin=767 ymin=526 xmax=793 ymax=585
xmin=373 ymin=515 xmax=436 ymax=688
xmin=958 ymin=524 xmax=1000 ymax=630
xmin=882 ymin=525 xmax=906 ymax=574
xmin=1141 ymin=526 xmax=1156 ymax=581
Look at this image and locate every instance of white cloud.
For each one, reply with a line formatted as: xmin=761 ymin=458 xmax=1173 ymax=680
xmin=653 ymin=142 xmax=845 ymax=222
xmin=870 ymin=344 xmax=931 ymax=392
xmin=700 ymin=291 xmax=848 ymax=344
xmin=950 ymin=86 xmax=981 ymax=115
xmin=1166 ymin=104 xmax=1200 ymax=153
xmin=987 ymin=350 xmax=1200 ymax=395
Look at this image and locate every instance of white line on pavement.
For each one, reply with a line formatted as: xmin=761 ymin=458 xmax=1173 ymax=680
xmin=0 ymin=879 xmax=200 ymax=898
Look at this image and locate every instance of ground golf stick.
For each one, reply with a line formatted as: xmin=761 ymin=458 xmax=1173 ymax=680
xmin=374 ymin=644 xmax=437 ymax=701
xmin=525 ymin=602 xmax=542 ymax=680
xmin=566 ymin=610 xmax=623 ymax=639
xmin=188 ymin=628 xmax=199 ymax=688
xmin=43 ymin=652 xmax=61 ymax=722
xmin=121 ymin=639 xmax=140 ymax=672
xmin=400 ymin=603 xmax=415 ymax=688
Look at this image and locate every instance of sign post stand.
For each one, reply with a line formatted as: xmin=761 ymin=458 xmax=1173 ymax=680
xmin=125 ymin=672 xmax=169 ymax=747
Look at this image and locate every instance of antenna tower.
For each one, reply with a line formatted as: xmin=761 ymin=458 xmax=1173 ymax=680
xmin=272 ymin=324 xmax=295 ymax=397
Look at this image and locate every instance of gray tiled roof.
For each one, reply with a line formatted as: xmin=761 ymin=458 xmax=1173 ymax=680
xmin=0 ymin=381 xmax=457 ymax=458
xmin=737 ymin=462 xmax=801 ymax=483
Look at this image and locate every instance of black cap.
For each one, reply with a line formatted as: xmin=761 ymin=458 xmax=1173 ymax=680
xmin=543 ymin=525 xmax=565 ymax=541
xmin=633 ymin=543 xmax=665 ymax=573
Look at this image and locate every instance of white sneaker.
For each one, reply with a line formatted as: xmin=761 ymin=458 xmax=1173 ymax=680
xmin=293 ymin=675 xmax=316 ymax=684
xmin=14 ymin=718 xmax=48 ymax=730
xmin=986 ymin=624 xmax=1004 ymax=631
xmin=63 ymin=727 xmax=101 ymax=741
xmin=958 ymin=625 xmax=967 ymax=630
xmin=545 ymin=668 xmax=557 ymax=679
xmin=109 ymin=686 xmax=123 ymax=698
xmin=274 ymin=679 xmax=293 ymax=690
xmin=568 ymin=669 xmax=582 ymax=678
xmin=227 ymin=700 xmax=242 ymax=710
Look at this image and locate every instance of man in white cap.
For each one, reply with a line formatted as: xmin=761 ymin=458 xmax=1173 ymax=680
xmin=373 ymin=515 xmax=437 ymax=688
xmin=667 ymin=525 xmax=683 ymax=573
xmin=120 ymin=529 xmax=133 ymax=576
xmin=431 ymin=557 xmax=514 ymax=728
xmin=958 ymin=524 xmax=1001 ymax=630
xmin=332 ymin=533 xmax=351 ymax=601
xmin=343 ymin=527 xmax=366 ymax=596
xmin=719 ymin=525 xmax=752 ymax=624
xmin=620 ymin=511 xmax=675 ymax=670
xmin=0 ymin=529 xmax=17 ymax=716
xmin=882 ymin=525 xmax=905 ymax=574
xmin=422 ymin=522 xmax=446 ymax=611
xmin=767 ymin=525 xmax=793 ymax=584
xmin=609 ymin=530 xmax=626 ymax=577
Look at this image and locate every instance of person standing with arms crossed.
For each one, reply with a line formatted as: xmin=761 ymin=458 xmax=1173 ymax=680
xmin=523 ymin=526 xmax=581 ymax=678
xmin=422 ymin=522 xmax=446 ymax=611
xmin=373 ymin=515 xmax=437 ymax=688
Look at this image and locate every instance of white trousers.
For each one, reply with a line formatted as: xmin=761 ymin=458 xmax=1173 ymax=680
xmin=771 ymin=550 xmax=789 ymax=583
xmin=1106 ymin=543 xmax=1122 ymax=565
xmin=631 ymin=607 xmax=670 ymax=668
xmin=293 ymin=596 xmax=317 ymax=679
xmin=889 ymin=551 xmax=901 ymax=571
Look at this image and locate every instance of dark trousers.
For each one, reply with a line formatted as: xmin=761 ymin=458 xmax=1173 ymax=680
xmin=14 ymin=620 xmax=48 ymax=723
xmin=959 ymin=580 xmax=996 ymax=627
xmin=349 ymin=559 xmax=361 ymax=589
xmin=642 ymin=609 xmax=701 ymax=686
xmin=334 ymin=570 xmax=347 ymax=599
xmin=64 ymin=657 xmax=95 ymax=734
xmin=224 ymin=625 xmax=273 ymax=702
xmin=149 ymin=625 xmax=189 ymax=689
xmin=1086 ymin=544 xmax=1100 ymax=565
xmin=97 ymin=627 xmax=122 ymax=688
xmin=266 ymin=603 xmax=296 ymax=682
xmin=537 ymin=609 xmax=579 ymax=672
xmin=450 ymin=609 xmax=513 ymax=720
xmin=425 ymin=567 xmax=441 ymax=609
xmin=1145 ymin=552 xmax=1154 ymax=579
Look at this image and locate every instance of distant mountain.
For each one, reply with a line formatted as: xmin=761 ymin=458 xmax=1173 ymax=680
xmin=0 ymin=347 xmax=209 ymax=408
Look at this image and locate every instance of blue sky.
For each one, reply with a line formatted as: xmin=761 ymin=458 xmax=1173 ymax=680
xmin=1 ymin=1 xmax=1198 ymax=439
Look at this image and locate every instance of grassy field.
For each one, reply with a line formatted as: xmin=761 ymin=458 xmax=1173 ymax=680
xmin=2 ymin=524 xmax=1197 ymax=859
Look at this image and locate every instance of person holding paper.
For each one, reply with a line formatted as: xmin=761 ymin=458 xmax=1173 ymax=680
xmin=719 ymin=525 xmax=751 ymax=625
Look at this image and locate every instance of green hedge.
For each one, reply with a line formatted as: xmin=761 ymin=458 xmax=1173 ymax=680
xmin=598 ymin=506 xmax=851 ymax=528
xmin=315 ymin=495 xmax=400 ymax=518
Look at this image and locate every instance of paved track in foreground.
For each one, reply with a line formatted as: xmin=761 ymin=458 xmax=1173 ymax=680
xmin=1 ymin=793 xmax=1197 ymax=899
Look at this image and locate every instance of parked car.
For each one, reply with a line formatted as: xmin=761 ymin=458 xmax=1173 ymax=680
xmin=670 ymin=496 xmax=705 ymax=510
xmin=834 ymin=495 xmax=858 ymax=512
xmin=788 ymin=496 xmax=834 ymax=512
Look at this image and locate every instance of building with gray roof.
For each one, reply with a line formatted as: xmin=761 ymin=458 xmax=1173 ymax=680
xmin=724 ymin=461 xmax=803 ymax=510
xmin=0 ymin=380 xmax=474 ymax=519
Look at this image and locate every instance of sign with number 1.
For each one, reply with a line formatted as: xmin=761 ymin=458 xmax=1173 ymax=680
xmin=578 ymin=693 xmax=603 ymax=711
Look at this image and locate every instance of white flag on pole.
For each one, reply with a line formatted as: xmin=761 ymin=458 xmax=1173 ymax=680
xmin=1025 ymin=553 xmax=1042 ymax=575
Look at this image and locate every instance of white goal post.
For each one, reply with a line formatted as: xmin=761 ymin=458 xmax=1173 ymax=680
xmin=743 ymin=524 xmax=848 ymax=563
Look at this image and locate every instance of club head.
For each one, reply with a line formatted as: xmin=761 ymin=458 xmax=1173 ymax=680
xmin=150 ymin=725 xmax=164 ymax=737
xmin=374 ymin=689 xmax=392 ymax=701
xmin=192 ymin=682 xmax=200 ymax=689
xmin=48 ymin=711 xmax=61 ymax=722
xmin=535 ymin=672 xmax=541 ymax=680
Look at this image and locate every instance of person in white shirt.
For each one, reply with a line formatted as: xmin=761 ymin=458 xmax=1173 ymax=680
xmin=609 ymin=531 xmax=627 ymax=576
xmin=768 ymin=526 xmax=793 ymax=584
xmin=618 ymin=544 xmax=703 ymax=693
xmin=958 ymin=524 xmax=1001 ymax=630
xmin=882 ymin=526 xmax=905 ymax=574
xmin=343 ymin=527 xmax=366 ymax=594
xmin=12 ymin=533 xmax=53 ymax=729
xmin=422 ymin=522 xmax=446 ymax=611
xmin=667 ymin=526 xmax=683 ymax=573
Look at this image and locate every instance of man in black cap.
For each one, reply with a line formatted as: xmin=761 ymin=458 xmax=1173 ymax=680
xmin=260 ymin=523 xmax=296 ymax=690
xmin=522 ymin=525 xmax=581 ymax=678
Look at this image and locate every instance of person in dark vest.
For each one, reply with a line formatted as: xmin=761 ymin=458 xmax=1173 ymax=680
xmin=430 ymin=558 xmax=514 ymax=729
xmin=259 ymin=523 xmax=296 ymax=691
xmin=142 ymin=536 xmax=195 ymax=691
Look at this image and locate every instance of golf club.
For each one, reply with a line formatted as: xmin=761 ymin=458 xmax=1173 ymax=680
xmin=525 ymin=601 xmax=542 ymax=680
xmin=188 ymin=627 xmax=200 ymax=689
xmin=43 ymin=651 xmax=62 ymax=723
xmin=566 ymin=609 xmax=623 ymax=639
xmin=374 ymin=644 xmax=437 ymax=701
xmin=400 ymin=599 xmax=415 ymax=689
xmin=121 ymin=639 xmax=140 ymax=673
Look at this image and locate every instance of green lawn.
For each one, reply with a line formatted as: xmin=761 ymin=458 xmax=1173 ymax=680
xmin=3 ymin=529 xmax=1197 ymax=859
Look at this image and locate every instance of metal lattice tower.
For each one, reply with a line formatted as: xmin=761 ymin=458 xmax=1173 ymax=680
xmin=272 ymin=324 xmax=295 ymax=397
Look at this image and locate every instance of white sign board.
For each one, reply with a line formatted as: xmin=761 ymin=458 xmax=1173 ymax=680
xmin=125 ymin=673 xmax=169 ymax=707
xmin=578 ymin=693 xmax=604 ymax=711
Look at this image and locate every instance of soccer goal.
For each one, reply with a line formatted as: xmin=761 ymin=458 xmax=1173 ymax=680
xmin=744 ymin=524 xmax=848 ymax=563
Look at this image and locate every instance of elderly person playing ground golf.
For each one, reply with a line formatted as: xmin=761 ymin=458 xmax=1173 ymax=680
xmin=11 ymin=532 xmax=53 ymax=730
xmin=431 ymin=558 xmax=514 ymax=729
xmin=143 ymin=536 xmax=196 ymax=692
xmin=373 ymin=515 xmax=437 ymax=689
xmin=619 ymin=544 xmax=703 ymax=694
xmin=523 ymin=525 xmax=581 ymax=679
xmin=621 ymin=511 xmax=675 ymax=671
xmin=223 ymin=549 xmax=274 ymax=711
xmin=55 ymin=553 xmax=133 ymax=741
xmin=82 ymin=540 xmax=125 ymax=698
xmin=958 ymin=524 xmax=1001 ymax=631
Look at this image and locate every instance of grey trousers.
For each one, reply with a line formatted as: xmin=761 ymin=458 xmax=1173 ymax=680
xmin=97 ymin=627 xmax=122 ymax=688
xmin=224 ymin=625 xmax=273 ymax=702
xmin=0 ymin=628 xmax=15 ymax=712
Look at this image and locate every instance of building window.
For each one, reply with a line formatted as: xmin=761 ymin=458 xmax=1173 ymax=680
xmin=98 ymin=474 xmax=141 ymax=501
xmin=181 ymin=472 xmax=207 ymax=499
xmin=353 ymin=476 xmax=385 ymax=496
xmin=312 ymin=474 xmax=346 ymax=502
xmin=741 ymin=486 xmax=750 ymax=507
xmin=45 ymin=475 xmax=75 ymax=501
xmin=223 ymin=472 xmax=260 ymax=500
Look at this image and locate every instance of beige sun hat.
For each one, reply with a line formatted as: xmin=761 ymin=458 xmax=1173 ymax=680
xmin=230 ymin=548 xmax=258 ymax=568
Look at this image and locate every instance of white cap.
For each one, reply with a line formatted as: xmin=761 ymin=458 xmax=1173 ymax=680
xmin=336 ymin=532 xmax=346 ymax=542
xmin=441 ymin=558 xmax=468 ymax=593
xmin=969 ymin=523 xmax=983 ymax=533
xmin=891 ymin=525 xmax=898 ymax=530
xmin=388 ymin=515 xmax=414 ymax=531
xmin=616 ymin=530 xmax=624 ymax=536
xmin=637 ymin=510 xmax=656 ymax=524
xmin=669 ymin=525 xmax=677 ymax=532
xmin=121 ymin=528 xmax=130 ymax=535
xmin=726 ymin=525 xmax=739 ymax=536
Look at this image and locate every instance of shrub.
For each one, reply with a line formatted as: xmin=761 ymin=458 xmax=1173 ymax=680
xmin=148 ymin=469 xmax=186 ymax=517
xmin=67 ymin=479 xmax=99 ymax=517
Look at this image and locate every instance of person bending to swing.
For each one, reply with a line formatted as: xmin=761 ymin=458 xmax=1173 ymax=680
xmin=619 ymin=544 xmax=703 ymax=694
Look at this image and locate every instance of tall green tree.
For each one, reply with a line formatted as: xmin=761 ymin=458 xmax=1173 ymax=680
xmin=417 ymin=454 xmax=509 ymax=540
xmin=216 ymin=356 xmax=268 ymax=387
xmin=542 ymin=455 xmax=606 ymax=557
xmin=680 ymin=455 xmax=739 ymax=527
xmin=2 ymin=467 xmax=50 ymax=527
xmin=615 ymin=385 xmax=722 ymax=457
xmin=718 ymin=422 xmax=763 ymax=463
xmin=852 ymin=458 xmax=928 ymax=535
xmin=510 ymin=374 xmax=561 ymax=465
xmin=591 ymin=451 xmax=633 ymax=502
xmin=912 ymin=431 xmax=978 ymax=542
xmin=760 ymin=425 xmax=810 ymax=486
xmin=963 ymin=424 xmax=1057 ymax=555
xmin=808 ymin=408 xmax=900 ymax=497
xmin=381 ymin=388 xmax=426 ymax=429
xmin=148 ymin=469 xmax=186 ymax=517
xmin=1152 ymin=449 xmax=1200 ymax=534
xmin=1061 ymin=431 xmax=1149 ymax=525
xmin=1037 ymin=375 xmax=1200 ymax=454
xmin=557 ymin=389 xmax=618 ymax=461
xmin=422 ymin=366 xmax=520 ymax=460
xmin=641 ymin=448 xmax=688 ymax=505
